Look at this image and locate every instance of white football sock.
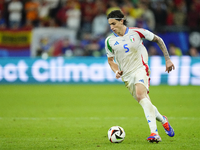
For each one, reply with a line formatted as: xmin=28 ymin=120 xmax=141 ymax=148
xmin=139 ymin=98 xmax=158 ymax=134
xmin=152 ymin=105 xmax=167 ymax=124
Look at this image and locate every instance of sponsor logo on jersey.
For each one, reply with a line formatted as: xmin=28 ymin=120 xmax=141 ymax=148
xmin=129 ymin=35 xmax=135 ymax=42
xmin=139 ymin=79 xmax=144 ymax=83
xmin=114 ymin=41 xmax=119 ymax=46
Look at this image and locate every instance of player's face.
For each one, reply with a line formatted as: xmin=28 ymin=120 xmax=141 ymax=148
xmin=108 ymin=19 xmax=124 ymax=35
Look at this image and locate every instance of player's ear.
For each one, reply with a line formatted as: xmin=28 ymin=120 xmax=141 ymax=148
xmin=119 ymin=19 xmax=123 ymax=25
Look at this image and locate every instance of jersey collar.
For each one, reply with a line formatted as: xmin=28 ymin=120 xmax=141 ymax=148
xmin=113 ymin=27 xmax=129 ymax=37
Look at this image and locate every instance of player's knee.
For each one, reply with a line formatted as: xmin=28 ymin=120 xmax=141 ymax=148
xmin=135 ymin=83 xmax=148 ymax=101
xmin=135 ymin=93 xmax=145 ymax=101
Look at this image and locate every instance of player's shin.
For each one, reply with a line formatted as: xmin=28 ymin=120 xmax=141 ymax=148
xmin=139 ymin=98 xmax=158 ymax=134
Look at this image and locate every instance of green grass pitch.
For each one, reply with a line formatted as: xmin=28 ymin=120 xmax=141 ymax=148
xmin=0 ymin=84 xmax=199 ymax=150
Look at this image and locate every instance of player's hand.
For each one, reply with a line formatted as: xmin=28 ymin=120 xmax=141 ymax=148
xmin=115 ymin=70 xmax=123 ymax=79
xmin=165 ymin=59 xmax=175 ymax=73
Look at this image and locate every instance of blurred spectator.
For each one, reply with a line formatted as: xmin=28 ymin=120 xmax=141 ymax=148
xmin=23 ymin=19 xmax=33 ymax=29
xmin=48 ymin=18 xmax=58 ymax=27
xmin=36 ymin=36 xmax=53 ymax=57
xmin=169 ymin=43 xmax=182 ymax=56
xmin=133 ymin=2 xmax=151 ymax=30
xmin=0 ymin=0 xmax=4 ymax=15
xmin=106 ymin=0 xmax=120 ymax=15
xmin=8 ymin=0 xmax=23 ymax=28
xmin=129 ymin=1 xmax=144 ymax=20
xmin=166 ymin=0 xmax=175 ymax=26
xmin=66 ymin=0 xmax=81 ymax=30
xmin=25 ymin=0 xmax=39 ymax=26
xmin=193 ymin=0 xmax=200 ymax=12
xmin=148 ymin=45 xmax=159 ymax=56
xmin=53 ymin=37 xmax=75 ymax=57
xmin=1 ymin=0 xmax=199 ymax=58
xmin=46 ymin=0 xmax=61 ymax=10
xmin=141 ymin=2 xmax=155 ymax=31
xmin=56 ymin=0 xmax=81 ymax=28
xmin=121 ymin=2 xmax=136 ymax=27
xmin=38 ymin=0 xmax=51 ymax=27
xmin=188 ymin=47 xmax=200 ymax=57
xmin=80 ymin=32 xmax=101 ymax=56
xmin=135 ymin=15 xmax=149 ymax=30
xmin=93 ymin=0 xmax=107 ymax=14
xmin=173 ymin=0 xmax=184 ymax=7
xmin=173 ymin=1 xmax=186 ymax=26
xmin=97 ymin=35 xmax=106 ymax=56
xmin=187 ymin=2 xmax=200 ymax=29
xmin=92 ymin=2 xmax=108 ymax=37
xmin=61 ymin=38 xmax=74 ymax=57
xmin=81 ymin=0 xmax=96 ymax=32
xmin=80 ymin=32 xmax=92 ymax=52
xmin=48 ymin=0 xmax=62 ymax=20
xmin=151 ymin=1 xmax=167 ymax=29
xmin=131 ymin=0 xmax=140 ymax=7
xmin=56 ymin=1 xmax=69 ymax=26
xmin=0 ymin=12 xmax=6 ymax=29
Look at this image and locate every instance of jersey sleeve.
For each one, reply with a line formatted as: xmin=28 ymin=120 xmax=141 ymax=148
xmin=105 ymin=37 xmax=115 ymax=57
xmin=131 ymin=28 xmax=155 ymax=41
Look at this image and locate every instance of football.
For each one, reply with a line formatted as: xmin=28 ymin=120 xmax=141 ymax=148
xmin=108 ymin=126 xmax=125 ymax=143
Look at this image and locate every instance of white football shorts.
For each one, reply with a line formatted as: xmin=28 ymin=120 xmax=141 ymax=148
xmin=122 ymin=67 xmax=150 ymax=100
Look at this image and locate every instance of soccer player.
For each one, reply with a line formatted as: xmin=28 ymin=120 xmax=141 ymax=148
xmin=105 ymin=10 xmax=175 ymax=143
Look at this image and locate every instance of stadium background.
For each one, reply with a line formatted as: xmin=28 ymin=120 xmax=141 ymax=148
xmin=0 ymin=0 xmax=200 ymax=84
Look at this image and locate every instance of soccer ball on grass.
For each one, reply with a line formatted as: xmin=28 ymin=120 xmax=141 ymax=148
xmin=108 ymin=126 xmax=125 ymax=143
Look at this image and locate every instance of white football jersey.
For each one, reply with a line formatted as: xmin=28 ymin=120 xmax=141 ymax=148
xmin=105 ymin=27 xmax=154 ymax=79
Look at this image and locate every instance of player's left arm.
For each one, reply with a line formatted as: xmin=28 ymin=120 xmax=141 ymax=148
xmin=152 ymin=35 xmax=175 ymax=73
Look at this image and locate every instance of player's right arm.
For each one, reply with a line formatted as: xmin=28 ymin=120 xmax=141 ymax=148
xmin=108 ymin=57 xmax=123 ymax=79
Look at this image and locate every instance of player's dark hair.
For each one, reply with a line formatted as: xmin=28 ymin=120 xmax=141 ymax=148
xmin=107 ymin=10 xmax=127 ymax=26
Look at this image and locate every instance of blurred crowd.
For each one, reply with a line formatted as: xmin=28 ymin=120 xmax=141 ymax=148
xmin=0 ymin=0 xmax=200 ymax=57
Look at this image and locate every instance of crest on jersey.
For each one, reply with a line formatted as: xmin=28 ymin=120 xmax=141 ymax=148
xmin=129 ymin=35 xmax=135 ymax=43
